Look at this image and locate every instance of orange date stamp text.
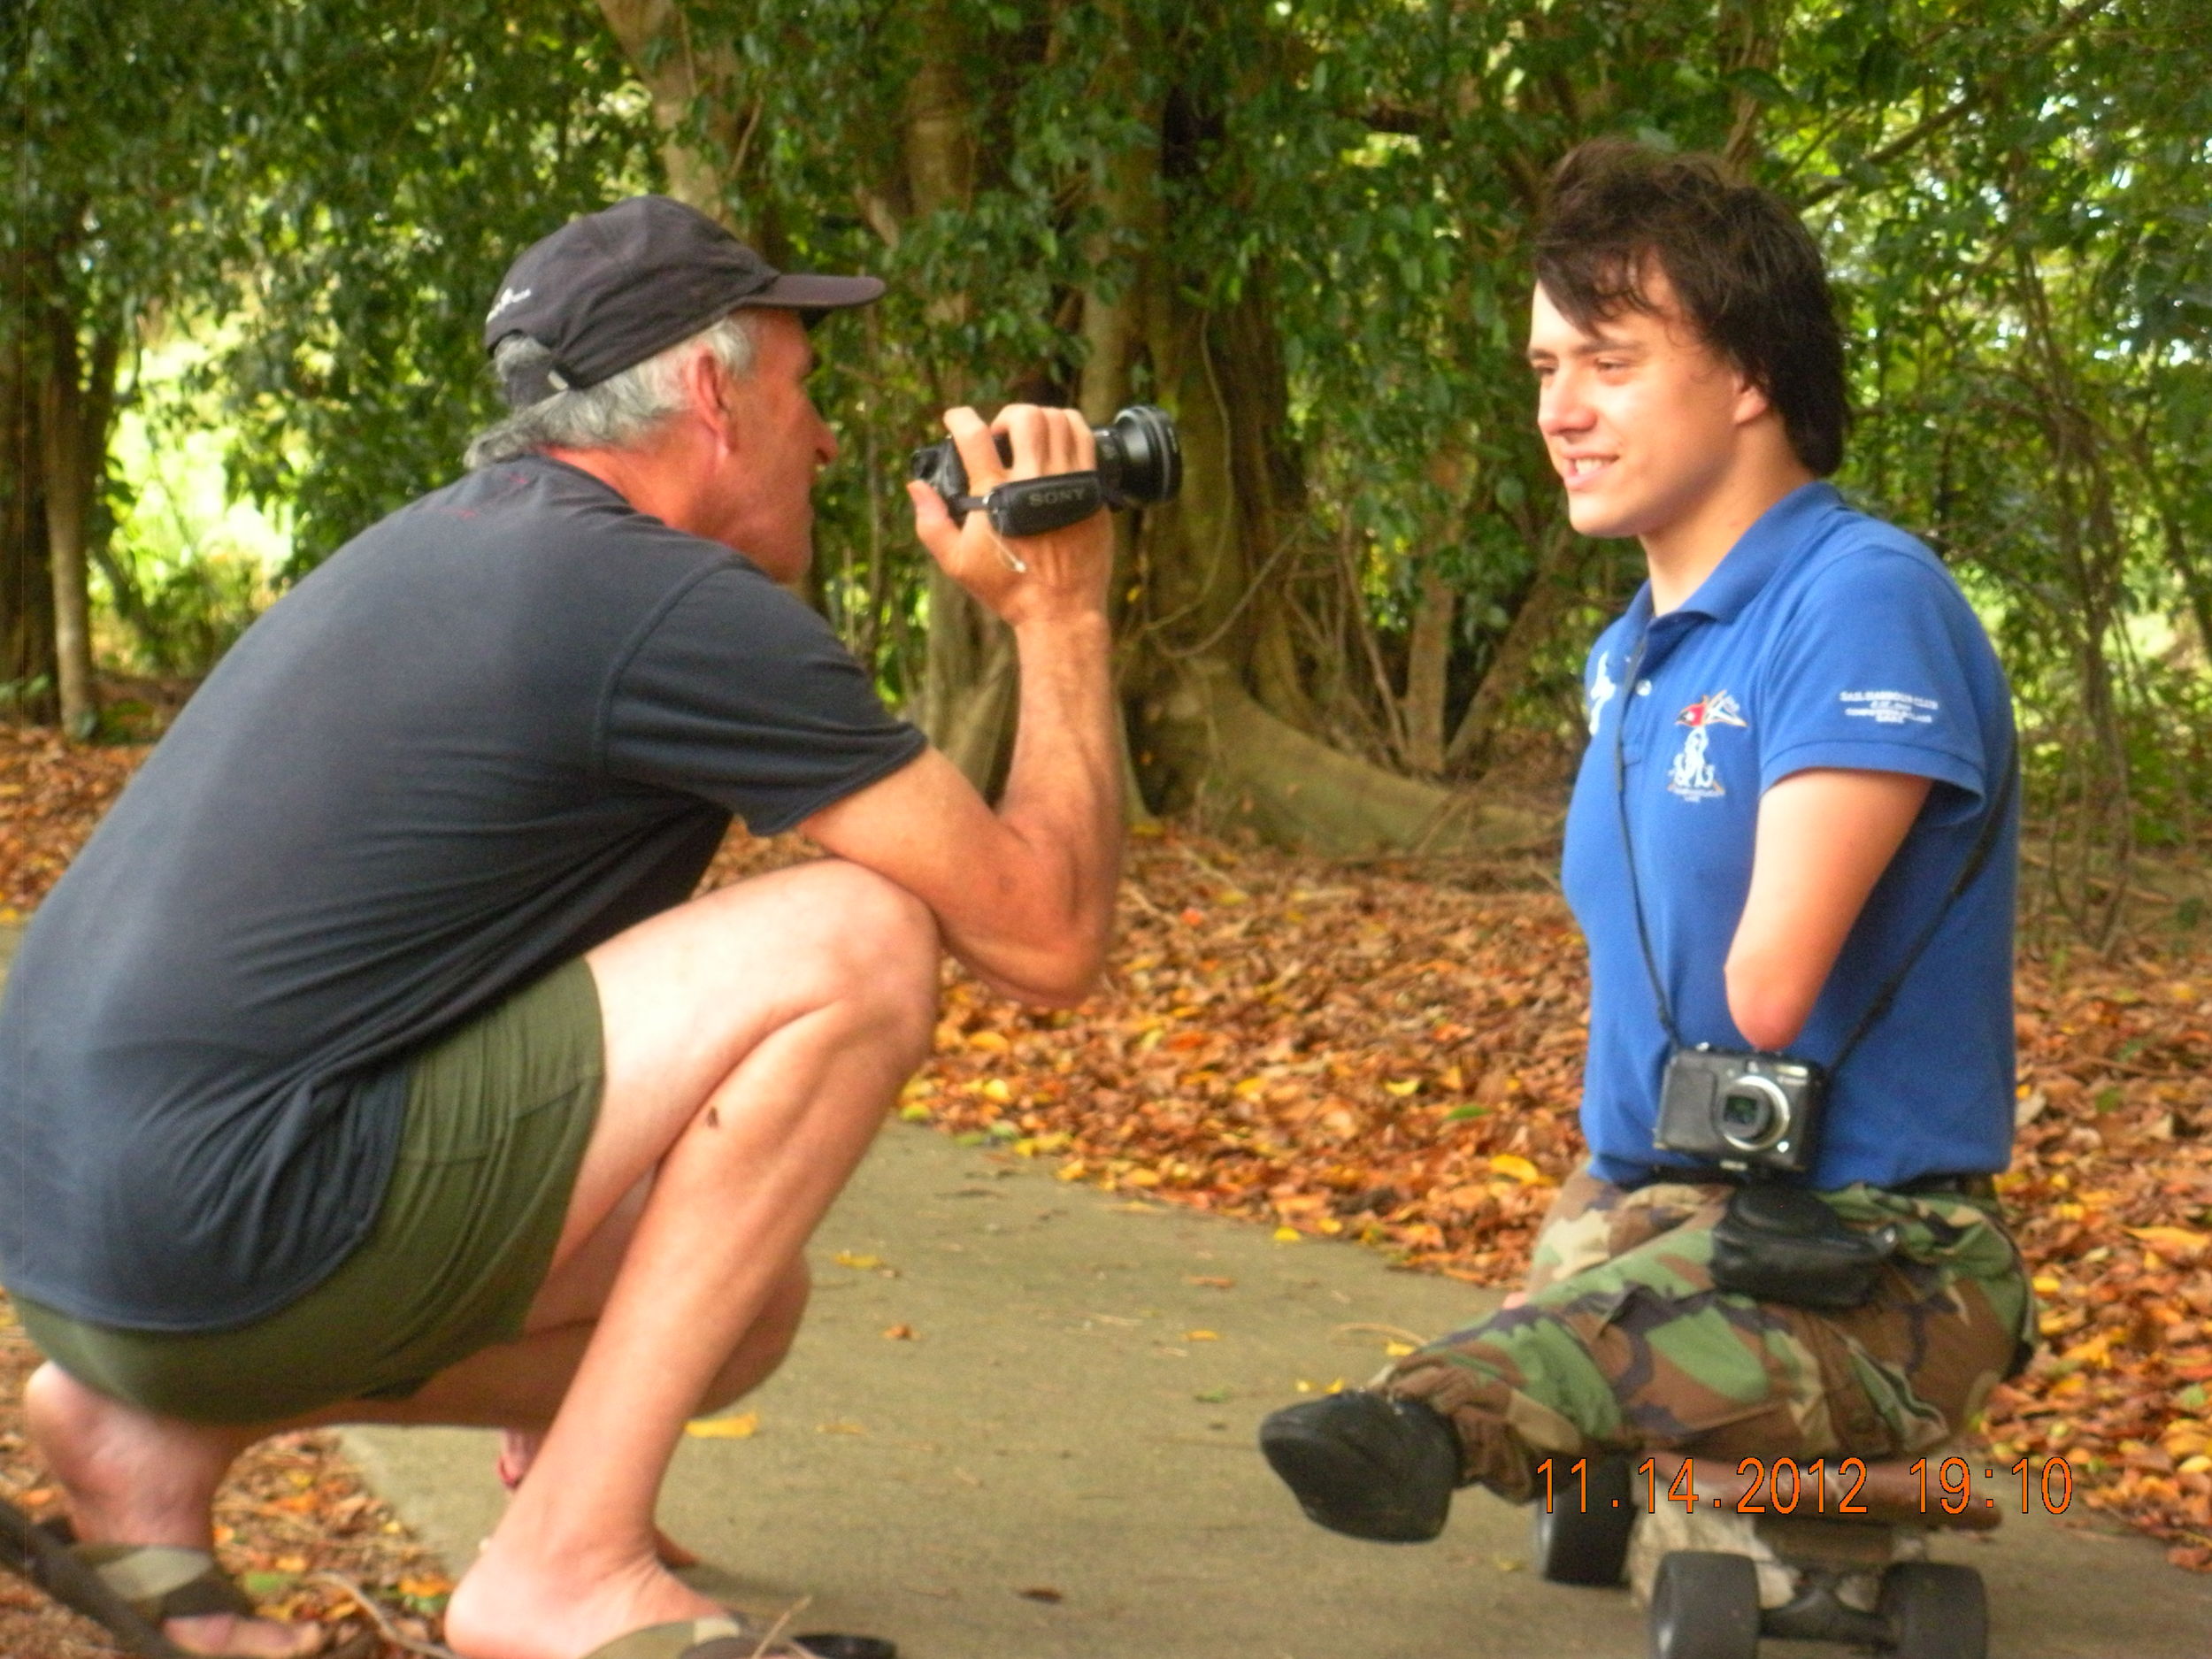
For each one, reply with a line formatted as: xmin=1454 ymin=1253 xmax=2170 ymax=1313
xmin=1532 ymin=1454 xmax=2076 ymax=1517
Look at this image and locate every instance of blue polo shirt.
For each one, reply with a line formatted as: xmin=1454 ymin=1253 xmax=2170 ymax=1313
xmin=1560 ymin=482 xmax=2016 ymax=1191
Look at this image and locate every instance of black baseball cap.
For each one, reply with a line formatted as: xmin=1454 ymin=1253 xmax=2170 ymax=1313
xmin=483 ymin=195 xmax=884 ymax=408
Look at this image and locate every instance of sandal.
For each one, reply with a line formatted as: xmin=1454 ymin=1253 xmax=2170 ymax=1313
xmin=0 ymin=1495 xmax=371 ymax=1659
xmin=580 ymin=1613 xmax=896 ymax=1659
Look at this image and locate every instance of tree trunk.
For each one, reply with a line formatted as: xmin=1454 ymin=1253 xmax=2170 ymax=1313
xmin=1401 ymin=565 xmax=1454 ymax=774
xmin=0 ymin=271 xmax=58 ymax=715
xmin=34 ymin=303 xmax=115 ymax=741
xmin=593 ymin=0 xmax=757 ymax=222
xmin=1445 ymin=519 xmax=1579 ymax=772
xmin=1140 ymin=658 xmax=1553 ymax=856
xmin=1123 ymin=241 xmax=1536 ymax=849
xmin=590 ymin=5 xmax=1560 ymax=855
xmin=1073 ymin=15 xmax=1161 ymax=825
xmin=892 ymin=3 xmax=1018 ymax=792
xmin=917 ymin=583 xmax=1017 ymax=791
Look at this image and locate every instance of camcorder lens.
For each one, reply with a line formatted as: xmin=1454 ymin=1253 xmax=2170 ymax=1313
xmin=1095 ymin=403 xmax=1182 ymax=507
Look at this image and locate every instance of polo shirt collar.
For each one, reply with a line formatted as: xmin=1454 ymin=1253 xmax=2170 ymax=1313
xmin=1672 ymin=480 xmax=1841 ymax=623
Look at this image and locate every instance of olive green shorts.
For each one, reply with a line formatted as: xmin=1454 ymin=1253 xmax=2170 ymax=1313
xmin=16 ymin=959 xmax=603 ymax=1425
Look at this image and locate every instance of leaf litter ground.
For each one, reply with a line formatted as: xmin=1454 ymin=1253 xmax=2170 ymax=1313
xmin=0 ymin=728 xmax=2207 ymax=1657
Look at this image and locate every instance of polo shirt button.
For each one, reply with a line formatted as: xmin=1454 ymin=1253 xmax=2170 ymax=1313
xmin=1637 ymin=680 xmax=1653 ymax=695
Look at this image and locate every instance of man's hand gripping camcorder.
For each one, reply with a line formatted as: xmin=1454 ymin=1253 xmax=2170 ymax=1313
xmin=910 ymin=403 xmax=1182 ymax=539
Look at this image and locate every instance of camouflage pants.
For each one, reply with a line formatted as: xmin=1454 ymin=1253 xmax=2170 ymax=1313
xmin=1381 ymin=1165 xmax=2036 ymax=1503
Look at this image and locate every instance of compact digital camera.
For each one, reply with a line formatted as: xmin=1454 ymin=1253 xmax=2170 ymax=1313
xmin=909 ymin=403 xmax=1182 ymax=539
xmin=1654 ymin=1044 xmax=1827 ymax=1177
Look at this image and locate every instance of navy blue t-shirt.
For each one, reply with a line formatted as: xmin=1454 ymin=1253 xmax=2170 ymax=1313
xmin=0 ymin=457 xmax=926 ymax=1332
xmin=1560 ymin=482 xmax=2016 ymax=1190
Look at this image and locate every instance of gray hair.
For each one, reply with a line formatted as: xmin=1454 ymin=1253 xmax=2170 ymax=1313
xmin=463 ymin=311 xmax=761 ymax=469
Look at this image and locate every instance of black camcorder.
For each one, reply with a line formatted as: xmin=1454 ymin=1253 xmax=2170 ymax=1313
xmin=909 ymin=403 xmax=1182 ymax=540
xmin=1654 ymin=1043 xmax=1826 ymax=1177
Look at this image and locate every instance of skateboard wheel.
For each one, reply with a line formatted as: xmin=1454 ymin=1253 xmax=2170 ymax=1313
xmin=1649 ymin=1549 xmax=1761 ymax=1659
xmin=1880 ymin=1561 xmax=1987 ymax=1659
xmin=1531 ymin=1455 xmax=1635 ymax=1586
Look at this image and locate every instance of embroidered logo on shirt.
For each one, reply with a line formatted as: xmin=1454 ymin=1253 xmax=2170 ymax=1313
xmin=1586 ymin=652 xmax=1617 ymax=736
xmin=1667 ymin=690 xmax=1746 ymax=802
xmin=1840 ymin=689 xmax=1938 ymax=726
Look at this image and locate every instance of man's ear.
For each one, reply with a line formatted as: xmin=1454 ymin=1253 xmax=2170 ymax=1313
xmin=682 ymin=348 xmax=740 ymax=452
xmin=1731 ymin=368 xmax=1777 ymax=430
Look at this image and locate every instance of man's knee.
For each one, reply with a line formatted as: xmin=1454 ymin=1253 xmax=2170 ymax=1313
xmin=787 ymin=860 xmax=941 ymax=1057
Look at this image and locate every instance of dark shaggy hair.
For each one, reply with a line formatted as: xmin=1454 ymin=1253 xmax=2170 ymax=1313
xmin=1533 ymin=140 xmax=1849 ymax=477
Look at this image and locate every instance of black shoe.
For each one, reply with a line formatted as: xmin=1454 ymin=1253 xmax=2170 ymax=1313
xmin=1257 ymin=1390 xmax=1461 ymax=1542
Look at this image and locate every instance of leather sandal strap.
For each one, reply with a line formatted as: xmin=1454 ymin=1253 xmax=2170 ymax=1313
xmin=73 ymin=1543 xmax=257 ymax=1623
xmin=157 ymin=1569 xmax=260 ymax=1620
xmin=586 ymin=1616 xmax=756 ymax=1659
xmin=583 ymin=1614 xmax=847 ymax=1659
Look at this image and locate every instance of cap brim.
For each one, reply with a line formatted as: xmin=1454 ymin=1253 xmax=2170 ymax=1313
xmin=740 ymin=273 xmax=886 ymax=312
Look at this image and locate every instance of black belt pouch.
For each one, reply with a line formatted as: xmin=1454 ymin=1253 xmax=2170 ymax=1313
xmin=1709 ymin=1184 xmax=1898 ymax=1312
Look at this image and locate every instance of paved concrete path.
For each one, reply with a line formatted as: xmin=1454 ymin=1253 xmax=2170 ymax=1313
xmin=348 ymin=1121 xmax=2212 ymax=1659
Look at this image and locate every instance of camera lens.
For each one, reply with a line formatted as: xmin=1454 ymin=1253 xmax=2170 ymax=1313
xmin=1095 ymin=404 xmax=1182 ymax=507
xmin=1717 ymin=1075 xmax=1791 ymax=1152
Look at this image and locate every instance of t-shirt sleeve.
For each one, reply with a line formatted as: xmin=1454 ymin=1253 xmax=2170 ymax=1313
xmin=603 ymin=565 xmax=928 ymax=834
xmin=1757 ymin=549 xmax=1989 ymax=810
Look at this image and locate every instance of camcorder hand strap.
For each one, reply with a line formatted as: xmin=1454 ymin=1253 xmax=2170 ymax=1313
xmin=943 ymin=472 xmax=1106 ymax=540
xmin=1612 ymin=626 xmax=2017 ymax=1084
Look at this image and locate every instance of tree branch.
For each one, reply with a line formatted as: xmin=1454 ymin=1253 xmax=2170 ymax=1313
xmin=1357 ymin=105 xmax=1544 ymax=214
xmin=1796 ymin=0 xmax=2116 ymax=208
xmin=1360 ymin=103 xmax=1434 ymax=138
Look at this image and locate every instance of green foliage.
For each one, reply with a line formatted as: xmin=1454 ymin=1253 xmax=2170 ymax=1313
xmin=5 ymin=2 xmax=259 ymax=330
xmin=618 ymin=0 xmax=2212 ymax=792
xmin=207 ymin=1 xmax=657 ymax=570
xmin=22 ymin=0 xmax=2212 ymax=926
xmin=6 ymin=0 xmax=656 ymax=678
xmin=1817 ymin=0 xmax=2212 ymax=936
xmin=96 ymin=347 xmax=287 ymax=678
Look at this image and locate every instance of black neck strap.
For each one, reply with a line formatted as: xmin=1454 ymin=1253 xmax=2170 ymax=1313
xmin=1610 ymin=628 xmax=2016 ymax=1079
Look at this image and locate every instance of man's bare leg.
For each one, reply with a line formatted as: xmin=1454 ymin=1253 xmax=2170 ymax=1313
xmin=20 ymin=1366 xmax=317 ymax=1658
xmin=25 ymin=859 xmax=939 ymax=1659
xmin=492 ymin=1217 xmax=816 ymax=1568
xmin=442 ymin=858 xmax=939 ymax=1659
xmin=19 ymin=1183 xmax=812 ymax=1654
xmin=19 ymin=1249 xmax=803 ymax=1656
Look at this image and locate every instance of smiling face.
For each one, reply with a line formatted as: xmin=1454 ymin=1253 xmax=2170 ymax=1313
xmin=1527 ymin=266 xmax=1772 ymax=554
xmin=703 ymin=308 xmax=838 ymax=580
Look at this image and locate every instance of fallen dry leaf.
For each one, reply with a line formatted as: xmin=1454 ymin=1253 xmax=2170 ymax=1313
xmin=684 ymin=1411 xmax=760 ymax=1440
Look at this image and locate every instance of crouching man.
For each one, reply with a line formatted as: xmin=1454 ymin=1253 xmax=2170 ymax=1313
xmin=1261 ymin=144 xmax=2033 ymax=1543
xmin=0 ymin=196 xmax=1121 ymax=1659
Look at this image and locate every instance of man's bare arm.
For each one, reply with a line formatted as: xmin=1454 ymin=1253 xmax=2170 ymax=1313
xmin=803 ymin=403 xmax=1122 ymax=1006
xmin=1724 ymin=767 xmax=1933 ymax=1050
